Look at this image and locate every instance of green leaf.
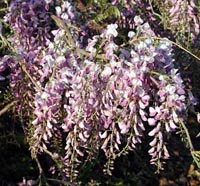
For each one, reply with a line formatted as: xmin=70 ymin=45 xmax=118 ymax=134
xmin=93 ymin=5 xmax=120 ymax=24
xmin=191 ymin=151 xmax=200 ymax=168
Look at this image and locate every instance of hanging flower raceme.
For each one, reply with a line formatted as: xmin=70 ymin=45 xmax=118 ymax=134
xmin=154 ymin=0 xmax=200 ymax=42
xmin=30 ymin=15 xmax=193 ymax=177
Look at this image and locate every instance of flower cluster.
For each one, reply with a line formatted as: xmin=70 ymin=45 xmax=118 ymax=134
xmin=153 ymin=0 xmax=200 ymax=42
xmin=111 ymin=0 xmax=200 ymax=44
xmin=0 ymin=0 xmax=54 ymax=118
xmin=0 ymin=0 xmax=199 ymax=182
xmin=30 ymin=12 xmax=192 ymax=178
xmin=5 ymin=0 xmax=52 ymax=50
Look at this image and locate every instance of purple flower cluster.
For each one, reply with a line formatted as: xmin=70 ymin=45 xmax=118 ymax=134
xmin=155 ymin=0 xmax=200 ymax=42
xmin=0 ymin=0 xmax=54 ymax=118
xmin=30 ymin=13 xmax=191 ymax=177
xmin=111 ymin=0 xmax=200 ymax=44
xmin=0 ymin=0 xmax=198 ymax=181
xmin=5 ymin=0 xmax=52 ymax=50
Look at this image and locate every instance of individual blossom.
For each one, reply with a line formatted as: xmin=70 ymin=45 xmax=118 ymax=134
xmin=101 ymin=24 xmax=118 ymax=38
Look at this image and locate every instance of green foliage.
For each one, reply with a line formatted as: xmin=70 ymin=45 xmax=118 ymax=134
xmin=93 ymin=5 xmax=120 ymax=24
xmin=192 ymin=151 xmax=200 ymax=168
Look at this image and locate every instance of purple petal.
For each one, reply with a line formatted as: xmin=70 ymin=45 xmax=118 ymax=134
xmin=148 ymin=118 xmax=156 ymax=126
xmin=197 ymin=113 xmax=200 ymax=123
xmin=172 ymin=110 xmax=179 ymax=123
xmin=148 ymin=147 xmax=155 ymax=154
xmin=43 ymin=133 xmax=48 ymax=141
xmin=0 ymin=75 xmax=5 ymax=81
xmin=99 ymin=131 xmax=108 ymax=139
xmin=149 ymin=107 xmax=156 ymax=117
xmin=149 ymin=137 xmax=157 ymax=147
xmin=148 ymin=123 xmax=161 ymax=136
xmin=163 ymin=145 xmax=170 ymax=159
xmin=157 ymin=141 xmax=163 ymax=152
xmin=76 ymin=148 xmax=84 ymax=157
xmin=177 ymin=88 xmax=185 ymax=95
xmin=116 ymin=131 xmax=121 ymax=144
xmin=165 ymin=123 xmax=170 ymax=132
xmin=101 ymin=136 xmax=110 ymax=150
xmin=141 ymin=95 xmax=150 ymax=103
xmin=79 ymin=133 xmax=87 ymax=142
xmin=139 ymin=100 xmax=146 ymax=109
xmin=169 ymin=120 xmax=177 ymax=129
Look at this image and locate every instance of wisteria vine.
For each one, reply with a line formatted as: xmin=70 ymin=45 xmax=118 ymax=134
xmin=0 ymin=0 xmax=200 ymax=183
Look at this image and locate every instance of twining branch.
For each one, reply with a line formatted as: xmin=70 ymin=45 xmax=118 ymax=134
xmin=128 ymin=36 xmax=200 ymax=61
xmin=180 ymin=120 xmax=195 ymax=152
xmin=148 ymin=0 xmax=162 ymax=20
xmin=19 ymin=61 xmax=41 ymax=91
xmin=51 ymin=15 xmax=200 ymax=63
xmin=51 ymin=15 xmax=107 ymax=61
xmin=0 ymin=101 xmax=15 ymax=116
xmin=34 ymin=155 xmax=50 ymax=186
xmin=0 ymin=8 xmax=7 ymax=12
xmin=47 ymin=178 xmax=76 ymax=186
